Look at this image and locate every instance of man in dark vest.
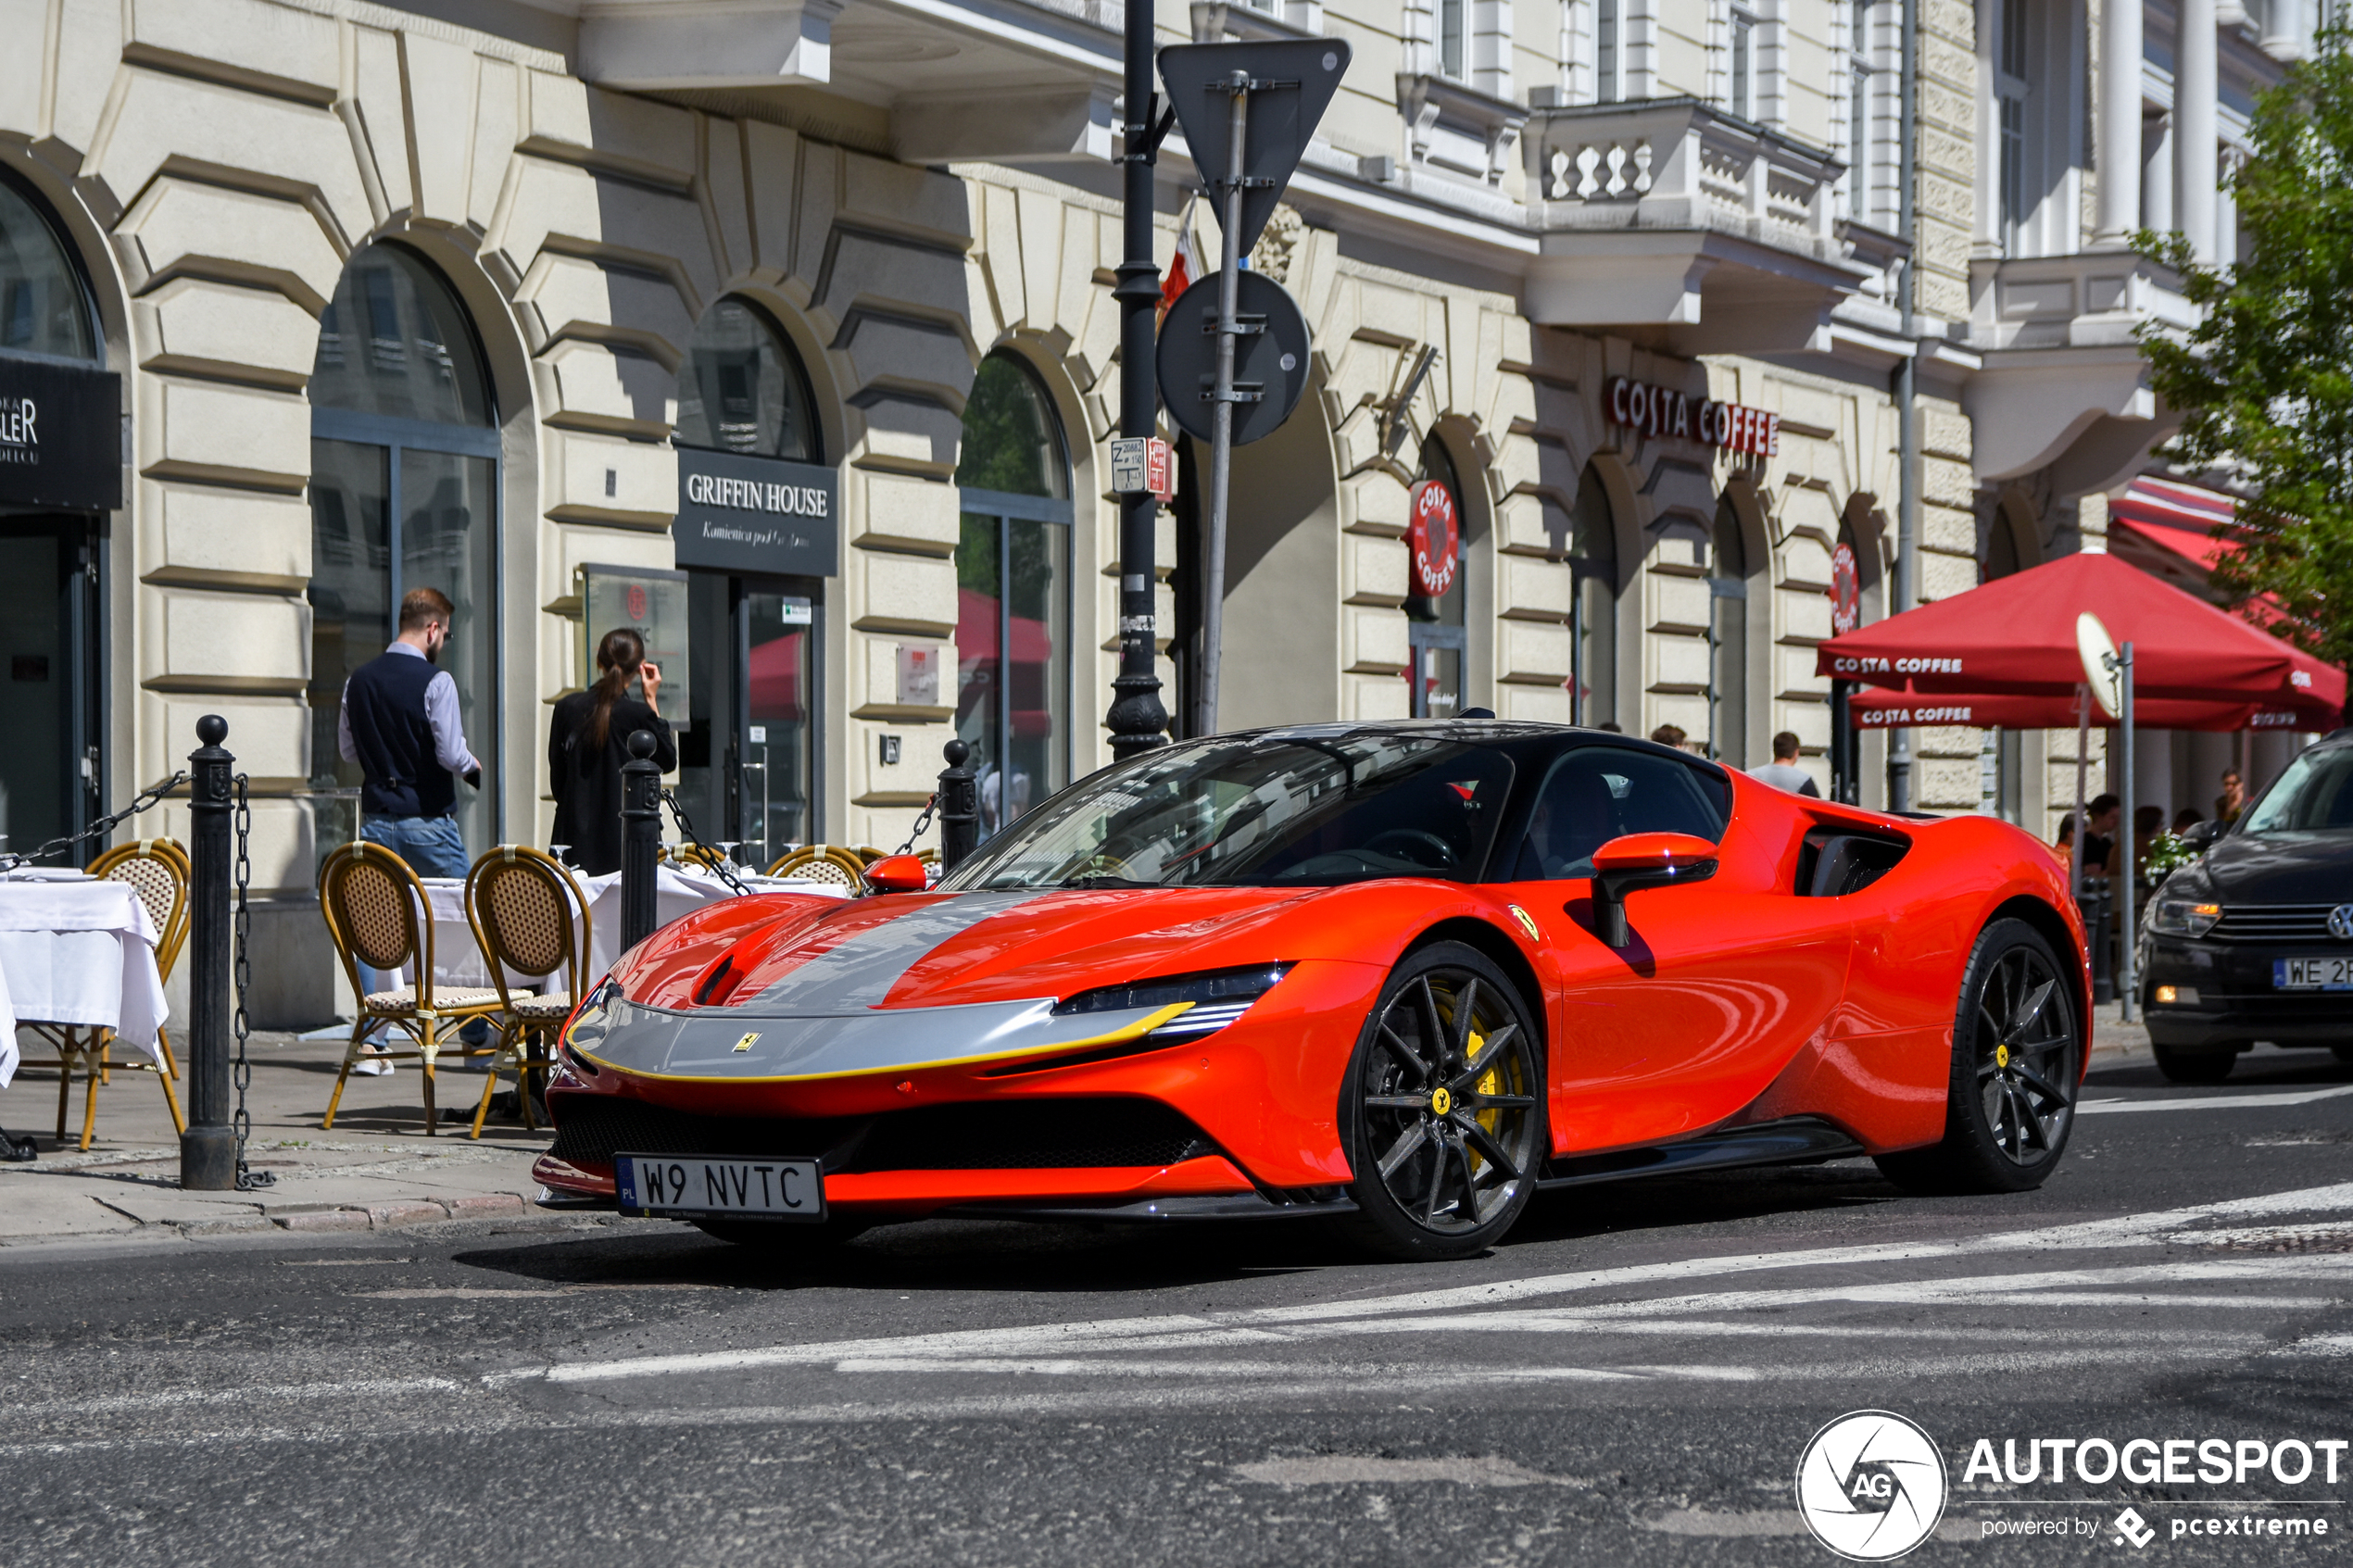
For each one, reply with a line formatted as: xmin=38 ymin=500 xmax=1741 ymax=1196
xmin=338 ymin=586 xmax=482 ymax=878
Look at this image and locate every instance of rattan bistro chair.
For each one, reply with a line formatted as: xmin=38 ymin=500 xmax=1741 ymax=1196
xmin=19 ymin=839 xmax=191 ymax=1150
xmin=318 ymin=842 xmax=506 ymax=1136
xmin=764 ymin=845 xmax=867 ymax=888
xmin=462 ymin=847 xmax=589 ymax=1139
xmin=92 ymin=839 xmax=192 ymax=1079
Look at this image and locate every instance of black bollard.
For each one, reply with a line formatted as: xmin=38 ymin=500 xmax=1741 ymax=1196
xmin=181 ymin=715 xmax=237 ymax=1191
xmin=621 ymin=729 xmax=662 ymax=949
xmin=937 ymin=737 xmax=979 ymax=874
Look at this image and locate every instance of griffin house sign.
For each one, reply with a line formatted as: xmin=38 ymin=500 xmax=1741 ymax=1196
xmin=1605 ymin=376 xmax=1781 ymax=458
xmin=673 ymin=445 xmax=839 ymax=577
xmin=0 ymin=357 xmax=122 ymax=511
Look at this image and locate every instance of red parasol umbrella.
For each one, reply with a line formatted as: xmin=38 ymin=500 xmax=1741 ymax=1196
xmin=1815 ymin=549 xmax=2346 ymax=713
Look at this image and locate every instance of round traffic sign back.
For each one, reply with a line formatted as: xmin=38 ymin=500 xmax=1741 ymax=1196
xmin=1155 ymin=270 xmax=1313 ymax=447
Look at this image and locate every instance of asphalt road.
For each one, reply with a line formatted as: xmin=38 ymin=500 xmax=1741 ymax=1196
xmin=6 ymin=1044 xmax=2353 ymax=1567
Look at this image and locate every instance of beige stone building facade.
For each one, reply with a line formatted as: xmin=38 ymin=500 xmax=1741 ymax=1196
xmin=20 ymin=0 xmax=2289 ymax=1024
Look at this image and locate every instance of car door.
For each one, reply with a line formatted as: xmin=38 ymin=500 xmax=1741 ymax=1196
xmin=1491 ymin=745 xmax=1854 ymax=1154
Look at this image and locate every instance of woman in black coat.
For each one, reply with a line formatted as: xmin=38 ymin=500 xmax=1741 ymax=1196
xmin=549 ymin=628 xmax=676 ymax=874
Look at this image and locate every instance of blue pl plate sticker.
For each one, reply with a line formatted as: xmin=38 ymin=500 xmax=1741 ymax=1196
xmin=615 ymin=1155 xmax=641 ymax=1212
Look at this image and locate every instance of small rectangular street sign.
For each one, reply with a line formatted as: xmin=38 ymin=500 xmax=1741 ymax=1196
xmin=1111 ymin=436 xmax=1176 ymax=499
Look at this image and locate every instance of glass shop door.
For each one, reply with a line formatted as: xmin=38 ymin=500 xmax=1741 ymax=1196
xmin=680 ymin=573 xmax=817 ymax=872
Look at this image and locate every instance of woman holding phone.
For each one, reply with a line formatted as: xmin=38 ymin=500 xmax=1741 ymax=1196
xmin=548 ymin=627 xmax=676 ymax=873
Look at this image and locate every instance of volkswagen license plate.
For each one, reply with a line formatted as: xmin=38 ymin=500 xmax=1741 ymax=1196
xmin=2273 ymin=957 xmax=2353 ymax=992
xmin=614 ymin=1153 xmax=825 ymax=1221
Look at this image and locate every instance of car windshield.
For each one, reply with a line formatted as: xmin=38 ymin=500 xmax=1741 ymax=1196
xmin=940 ymin=732 xmax=1516 ymax=890
xmin=2240 ymin=746 xmax=2353 ymax=834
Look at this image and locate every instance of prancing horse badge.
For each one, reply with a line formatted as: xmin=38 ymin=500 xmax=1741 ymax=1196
xmin=732 ymin=1032 xmax=761 ymax=1053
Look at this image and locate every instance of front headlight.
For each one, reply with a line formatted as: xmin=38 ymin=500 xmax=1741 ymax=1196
xmin=2148 ymin=897 xmax=2221 ymax=937
xmin=1055 ymin=964 xmax=1293 ymax=1041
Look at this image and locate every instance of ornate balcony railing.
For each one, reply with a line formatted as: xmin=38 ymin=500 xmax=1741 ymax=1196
xmin=1522 ymin=96 xmax=1846 ymax=261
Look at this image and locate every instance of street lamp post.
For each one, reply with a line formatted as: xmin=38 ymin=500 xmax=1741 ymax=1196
xmin=1105 ymin=0 xmax=1169 ymax=758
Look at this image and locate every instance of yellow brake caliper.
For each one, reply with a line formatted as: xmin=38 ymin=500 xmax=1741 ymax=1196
xmin=1465 ymin=1027 xmax=1501 ymax=1174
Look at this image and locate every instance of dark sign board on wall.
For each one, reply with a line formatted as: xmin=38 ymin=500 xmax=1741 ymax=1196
xmin=673 ymin=446 xmax=838 ymax=577
xmin=0 ymin=357 xmax=121 ymax=512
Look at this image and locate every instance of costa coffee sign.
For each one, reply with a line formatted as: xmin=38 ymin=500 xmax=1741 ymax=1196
xmin=1406 ymin=478 xmax=1460 ymax=597
xmin=1829 ymin=541 xmax=1861 ymax=635
xmin=1605 ymin=376 xmax=1781 ymax=458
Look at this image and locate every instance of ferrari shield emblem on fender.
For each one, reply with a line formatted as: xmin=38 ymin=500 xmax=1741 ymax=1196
xmin=732 ymin=1032 xmax=761 ymax=1053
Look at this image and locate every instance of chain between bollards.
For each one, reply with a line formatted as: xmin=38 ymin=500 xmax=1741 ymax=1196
xmin=620 ymin=730 xmax=663 ymax=950
xmin=181 ymin=715 xmax=238 ymax=1191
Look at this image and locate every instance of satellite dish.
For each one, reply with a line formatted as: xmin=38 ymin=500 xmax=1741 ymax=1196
xmin=2076 ymin=611 xmax=2121 ymax=719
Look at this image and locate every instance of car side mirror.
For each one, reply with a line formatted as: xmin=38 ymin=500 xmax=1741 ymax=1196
xmin=862 ymin=854 xmax=929 ymax=894
xmin=1587 ymin=832 xmax=1719 ymax=947
xmin=2179 ymin=820 xmax=2223 ymax=852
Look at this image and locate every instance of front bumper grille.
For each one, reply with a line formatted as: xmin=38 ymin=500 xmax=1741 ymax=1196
xmin=548 ymin=1094 xmax=1217 ymax=1173
xmin=547 ymin=1098 xmax=865 ymax=1166
xmin=2210 ymin=905 xmax=2349 ymax=943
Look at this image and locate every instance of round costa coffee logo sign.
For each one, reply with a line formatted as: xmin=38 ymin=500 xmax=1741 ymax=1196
xmin=1829 ymin=542 xmax=1861 ymax=636
xmin=1794 ymin=1411 xmax=1946 ymax=1561
xmin=1406 ymin=478 xmax=1459 ymax=598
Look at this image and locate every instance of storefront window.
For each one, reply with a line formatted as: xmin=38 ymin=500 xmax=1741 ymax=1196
xmin=1406 ymin=436 xmax=1468 ymax=718
xmin=307 ymin=245 xmax=500 ymax=854
xmin=1570 ymin=465 xmax=1618 ymax=729
xmin=0 ymin=175 xmax=107 ymax=857
xmin=1708 ymin=496 xmax=1750 ymax=767
xmin=672 ymin=297 xmax=828 ymax=867
xmin=675 ymin=299 xmax=818 ymax=461
xmin=955 ymin=355 xmax=1072 ymax=838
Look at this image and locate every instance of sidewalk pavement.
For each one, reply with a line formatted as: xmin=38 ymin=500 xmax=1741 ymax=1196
xmin=0 ymin=1026 xmax=558 ymax=1248
xmin=0 ymin=999 xmax=2156 ymax=1251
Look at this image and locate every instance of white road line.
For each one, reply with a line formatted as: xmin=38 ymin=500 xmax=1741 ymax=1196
xmin=2079 ymin=1085 xmax=2353 ymax=1115
xmin=6 ymin=1376 xmax=462 ymax=1419
xmin=506 ymin=1202 xmax=2353 ymax=1388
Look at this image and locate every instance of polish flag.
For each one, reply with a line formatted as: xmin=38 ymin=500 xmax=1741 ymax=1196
xmin=1159 ymin=194 xmax=1206 ymax=319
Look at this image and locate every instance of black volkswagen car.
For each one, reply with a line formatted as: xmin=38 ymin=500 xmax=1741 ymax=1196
xmin=2142 ymin=729 xmax=2353 ymax=1082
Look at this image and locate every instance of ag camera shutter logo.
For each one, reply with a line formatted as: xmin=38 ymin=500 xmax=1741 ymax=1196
xmin=1795 ymin=1411 xmax=1948 ymax=1560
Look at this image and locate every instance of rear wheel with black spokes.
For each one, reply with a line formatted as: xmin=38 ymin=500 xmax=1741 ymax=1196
xmin=1340 ymin=942 xmax=1545 ymax=1261
xmin=1877 ymin=917 xmax=2082 ymax=1194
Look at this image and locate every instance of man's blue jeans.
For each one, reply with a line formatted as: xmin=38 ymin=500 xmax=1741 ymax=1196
xmin=357 ymin=815 xmax=470 ymax=1031
xmin=359 ymin=813 xmax=470 ymax=878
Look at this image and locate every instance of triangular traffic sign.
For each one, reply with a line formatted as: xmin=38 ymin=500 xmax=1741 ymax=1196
xmin=1158 ymin=39 xmax=1353 ymax=257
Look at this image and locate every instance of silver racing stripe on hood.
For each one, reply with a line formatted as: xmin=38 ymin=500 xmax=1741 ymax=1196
xmin=743 ymin=888 xmax=1052 ymax=1013
xmin=565 ymin=994 xmax=1191 ymax=1082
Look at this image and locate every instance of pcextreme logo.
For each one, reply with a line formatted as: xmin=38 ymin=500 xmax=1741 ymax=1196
xmin=1795 ymin=1411 xmax=1949 ymax=1561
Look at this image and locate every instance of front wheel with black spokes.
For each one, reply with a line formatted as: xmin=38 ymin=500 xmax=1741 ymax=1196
xmin=1876 ymin=917 xmax=2082 ymax=1195
xmin=1339 ymin=942 xmax=1545 ymax=1261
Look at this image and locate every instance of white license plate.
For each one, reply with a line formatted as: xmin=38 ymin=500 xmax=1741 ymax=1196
xmin=2273 ymin=957 xmax=2353 ymax=992
xmin=614 ymin=1153 xmax=825 ymax=1221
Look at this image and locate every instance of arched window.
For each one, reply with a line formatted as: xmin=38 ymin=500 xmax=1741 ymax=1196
xmin=675 ymin=298 xmax=820 ymax=461
xmin=954 ymin=354 xmax=1072 ymax=837
xmin=671 ymin=297 xmax=827 ymax=863
xmin=1569 ymin=464 xmax=1618 ymax=729
xmin=0 ymin=173 xmax=106 ymax=856
xmin=1407 ymin=435 xmax=1469 ymax=718
xmin=308 ymin=245 xmax=500 ymax=849
xmin=1709 ymin=495 xmax=1750 ymax=766
xmin=0 ymin=179 xmax=96 ymax=361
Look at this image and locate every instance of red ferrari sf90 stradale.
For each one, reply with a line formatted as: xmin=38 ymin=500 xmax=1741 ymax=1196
xmin=535 ymin=722 xmax=2089 ymax=1261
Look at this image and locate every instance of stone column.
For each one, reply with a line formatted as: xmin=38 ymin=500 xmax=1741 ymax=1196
xmin=2143 ymin=109 xmax=2174 ymax=232
xmin=2096 ymin=0 xmax=2145 ymax=242
xmin=2177 ymin=0 xmax=2220 ymax=262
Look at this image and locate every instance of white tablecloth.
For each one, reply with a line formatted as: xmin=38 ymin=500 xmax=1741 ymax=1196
xmin=0 ymin=879 xmax=170 ymax=1088
xmin=407 ymin=866 xmax=849 ymax=994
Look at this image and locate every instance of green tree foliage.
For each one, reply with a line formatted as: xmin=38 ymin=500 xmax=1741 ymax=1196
xmin=2137 ymin=28 xmax=2353 ymax=671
